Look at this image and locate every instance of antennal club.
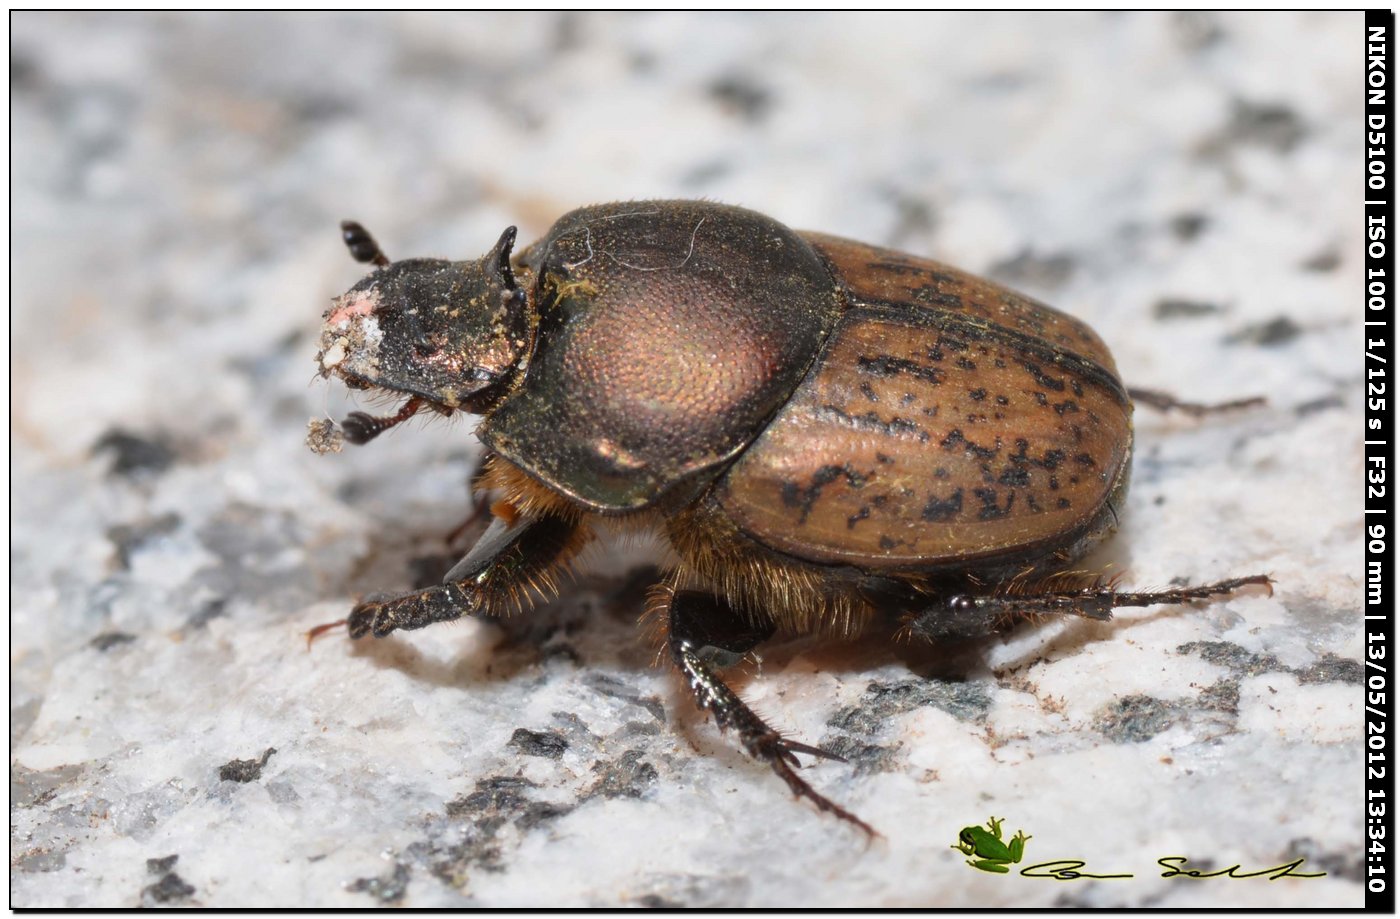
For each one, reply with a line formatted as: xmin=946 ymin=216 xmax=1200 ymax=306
xmin=339 ymin=397 xmax=425 ymax=445
xmin=340 ymin=220 xmax=390 ymax=267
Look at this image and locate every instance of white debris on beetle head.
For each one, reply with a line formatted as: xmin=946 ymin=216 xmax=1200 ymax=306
xmin=306 ymin=418 xmax=344 ymax=455
xmin=319 ymin=337 xmax=349 ymax=370
xmin=318 ymin=289 xmax=386 ymax=376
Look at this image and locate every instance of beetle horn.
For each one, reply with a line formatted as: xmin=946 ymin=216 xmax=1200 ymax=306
xmin=489 ymin=226 xmax=519 ymax=290
xmin=340 ymin=220 xmax=390 ymax=267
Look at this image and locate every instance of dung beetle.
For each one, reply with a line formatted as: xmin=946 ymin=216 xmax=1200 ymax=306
xmin=310 ymin=200 xmax=1270 ymax=835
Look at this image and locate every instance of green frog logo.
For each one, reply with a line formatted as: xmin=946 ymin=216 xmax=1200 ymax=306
xmin=953 ymin=816 xmax=1031 ymax=874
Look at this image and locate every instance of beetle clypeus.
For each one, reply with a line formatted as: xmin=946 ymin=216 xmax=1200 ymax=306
xmin=309 ymin=200 xmax=1270 ymax=835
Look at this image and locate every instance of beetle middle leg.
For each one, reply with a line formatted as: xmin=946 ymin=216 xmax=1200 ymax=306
xmin=901 ymin=573 xmax=1273 ymax=643
xmin=343 ymin=511 xmax=588 ymax=639
xmin=663 ymin=588 xmax=877 ymax=836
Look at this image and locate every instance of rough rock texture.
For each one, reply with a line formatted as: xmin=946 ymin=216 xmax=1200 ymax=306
xmin=12 ymin=12 xmax=1362 ymax=907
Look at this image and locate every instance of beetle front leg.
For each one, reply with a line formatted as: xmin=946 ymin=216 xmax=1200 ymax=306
xmin=902 ymin=574 xmax=1273 ymax=643
xmin=665 ymin=589 xmax=877 ymax=836
xmin=343 ymin=512 xmax=587 ymax=639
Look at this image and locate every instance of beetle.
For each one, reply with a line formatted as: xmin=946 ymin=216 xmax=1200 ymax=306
xmin=310 ymin=200 xmax=1270 ymax=835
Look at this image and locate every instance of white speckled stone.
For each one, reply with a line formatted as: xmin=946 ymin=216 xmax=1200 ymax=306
xmin=12 ymin=11 xmax=1363 ymax=907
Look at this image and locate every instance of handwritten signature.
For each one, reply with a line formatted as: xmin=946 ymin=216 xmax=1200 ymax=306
xmin=1015 ymin=857 xmax=1326 ymax=881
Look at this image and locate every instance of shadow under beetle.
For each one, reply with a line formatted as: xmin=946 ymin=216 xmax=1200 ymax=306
xmin=310 ymin=200 xmax=1270 ymax=835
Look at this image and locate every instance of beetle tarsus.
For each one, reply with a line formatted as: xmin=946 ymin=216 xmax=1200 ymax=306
xmin=1127 ymin=386 xmax=1266 ymax=416
xmin=667 ymin=590 xmax=877 ymax=837
xmin=347 ymin=585 xmax=479 ymax=638
xmin=305 ymin=617 xmax=347 ymax=648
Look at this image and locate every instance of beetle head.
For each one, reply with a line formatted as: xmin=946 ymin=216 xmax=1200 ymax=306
xmin=317 ymin=223 xmax=534 ymax=424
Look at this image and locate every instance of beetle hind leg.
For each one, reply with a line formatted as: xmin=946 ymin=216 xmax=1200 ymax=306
xmin=663 ymin=588 xmax=877 ymax=836
xmin=1127 ymin=386 xmax=1266 ymax=416
xmin=901 ymin=573 xmax=1273 ymax=643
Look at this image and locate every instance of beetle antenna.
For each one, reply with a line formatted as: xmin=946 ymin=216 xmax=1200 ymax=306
xmin=340 ymin=397 xmax=425 ymax=445
xmin=340 ymin=220 xmax=390 ymax=267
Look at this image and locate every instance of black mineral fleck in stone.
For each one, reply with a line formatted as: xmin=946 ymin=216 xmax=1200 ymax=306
xmin=508 ymin=728 xmax=569 ymax=759
xmin=146 ymin=854 xmax=179 ymax=875
xmin=1094 ymin=694 xmax=1182 ymax=743
xmin=218 ymin=747 xmax=276 ymax=783
xmin=1153 ymin=298 xmax=1221 ymax=320
xmin=706 ymin=73 xmax=772 ymax=122
xmin=90 ymin=631 xmax=137 ymax=652
xmin=586 ymin=750 xmax=658 ymax=800
xmin=1225 ymin=316 xmax=1303 ymax=347
xmin=141 ymin=856 xmax=196 ymax=906
xmin=92 ymin=429 xmax=176 ymax=478
xmin=348 ymin=862 xmax=409 ymax=905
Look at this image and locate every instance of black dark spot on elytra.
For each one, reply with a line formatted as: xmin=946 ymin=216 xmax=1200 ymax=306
xmin=781 ymin=463 xmax=870 ymax=524
xmin=940 ymin=428 xmax=998 ymax=459
xmin=1020 ymin=361 xmax=1066 ymax=392
xmin=973 ymin=488 xmax=1014 ymax=520
xmin=857 ymin=354 xmax=943 ymax=385
xmin=997 ymin=467 xmax=1031 ymax=487
xmin=921 ymin=488 xmax=964 ymax=522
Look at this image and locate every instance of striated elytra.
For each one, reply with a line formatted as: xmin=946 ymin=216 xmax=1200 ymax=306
xmin=311 ymin=200 xmax=1270 ymax=834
